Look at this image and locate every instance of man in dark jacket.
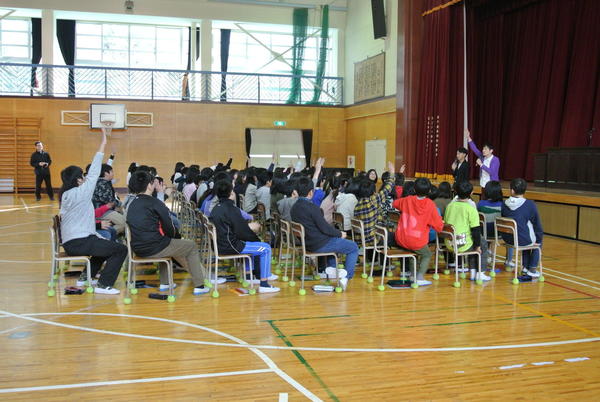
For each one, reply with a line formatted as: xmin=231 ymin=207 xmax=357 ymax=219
xmin=30 ymin=141 xmax=54 ymax=201
xmin=92 ymin=163 xmax=125 ymax=234
xmin=126 ymin=171 xmax=209 ymax=294
xmin=451 ymin=146 xmax=470 ymax=184
xmin=290 ymin=176 xmax=358 ymax=291
xmin=210 ymin=179 xmax=279 ymax=293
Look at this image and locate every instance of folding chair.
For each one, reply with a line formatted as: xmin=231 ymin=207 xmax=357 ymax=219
xmin=350 ymin=218 xmax=374 ymax=280
xmin=332 ymin=211 xmax=344 ymax=231
xmin=278 ymin=219 xmax=294 ymax=282
xmin=48 ymin=215 xmax=92 ymax=296
xmin=387 ymin=210 xmax=400 ymax=231
xmin=478 ymin=212 xmax=496 ymax=275
xmin=123 ymin=225 xmax=176 ymax=304
xmin=205 ymin=222 xmax=256 ymax=297
xmin=290 ymin=221 xmax=343 ymax=295
xmin=371 ymin=225 xmax=418 ymax=290
xmin=435 ymin=223 xmax=484 ymax=287
xmin=494 ymin=217 xmax=544 ymax=284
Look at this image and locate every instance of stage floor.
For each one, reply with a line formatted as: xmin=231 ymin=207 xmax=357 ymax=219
xmin=0 ymin=195 xmax=599 ymax=400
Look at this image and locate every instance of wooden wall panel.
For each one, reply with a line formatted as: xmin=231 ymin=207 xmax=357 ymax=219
xmin=0 ymin=98 xmax=346 ymax=187
xmin=345 ymin=97 xmax=396 ymax=171
xmin=536 ymin=201 xmax=578 ymax=238
xmin=578 ymin=207 xmax=600 ymax=243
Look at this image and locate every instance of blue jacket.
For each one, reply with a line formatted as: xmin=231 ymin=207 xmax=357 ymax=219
xmin=501 ymin=197 xmax=543 ymax=246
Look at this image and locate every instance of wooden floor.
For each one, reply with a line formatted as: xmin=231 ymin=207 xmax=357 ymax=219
xmin=1 ymin=194 xmax=599 ymax=401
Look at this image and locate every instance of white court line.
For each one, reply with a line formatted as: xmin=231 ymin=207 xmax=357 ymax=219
xmin=20 ymin=198 xmax=29 ymax=213
xmin=279 ymin=393 xmax=289 ymax=402
xmin=0 ymin=369 xmax=273 ymax=394
xmin=2 ymin=311 xmax=599 ymax=354
xmin=543 ymin=267 xmax=600 ymax=285
xmin=0 ymin=260 xmax=48 ymax=263
xmin=0 ymin=310 xmax=322 ymax=401
xmin=0 ymin=205 xmax=49 ymax=213
xmin=543 ymin=272 xmax=600 ymax=292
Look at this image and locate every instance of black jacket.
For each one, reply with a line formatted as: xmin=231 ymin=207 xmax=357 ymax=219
xmin=126 ymin=194 xmax=179 ymax=257
xmin=453 ymin=160 xmax=470 ymax=184
xmin=30 ymin=151 xmax=52 ymax=175
xmin=290 ymin=198 xmax=341 ymax=251
xmin=210 ymin=198 xmax=259 ymax=255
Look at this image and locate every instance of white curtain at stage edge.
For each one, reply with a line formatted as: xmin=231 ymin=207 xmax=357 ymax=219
xmin=249 ymin=129 xmax=305 ymax=169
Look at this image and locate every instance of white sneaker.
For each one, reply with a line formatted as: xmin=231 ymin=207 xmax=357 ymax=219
xmin=159 ymin=283 xmax=178 ymax=291
xmin=76 ymin=279 xmax=98 ymax=287
xmin=416 ymin=279 xmax=432 ymax=286
xmin=268 ymin=274 xmax=279 ymax=281
xmin=476 ymin=271 xmax=492 ymax=281
xmin=456 ymin=267 xmax=469 ymax=273
xmin=208 ymin=277 xmax=227 ymax=285
xmin=94 ymin=286 xmax=120 ymax=295
xmin=325 ymin=266 xmax=347 ymax=279
xmin=259 ymin=285 xmax=280 ymax=293
xmin=339 ymin=277 xmax=348 ymax=291
xmin=523 ymin=268 xmax=540 ymax=278
xmin=505 ymin=261 xmax=516 ymax=269
xmin=193 ymin=286 xmax=210 ymax=295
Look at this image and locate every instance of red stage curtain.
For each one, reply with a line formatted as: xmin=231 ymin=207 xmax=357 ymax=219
xmin=468 ymin=0 xmax=600 ymax=180
xmin=414 ymin=0 xmax=465 ymax=181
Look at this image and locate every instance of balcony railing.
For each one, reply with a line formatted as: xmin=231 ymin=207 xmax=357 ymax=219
xmin=0 ymin=63 xmax=343 ymax=105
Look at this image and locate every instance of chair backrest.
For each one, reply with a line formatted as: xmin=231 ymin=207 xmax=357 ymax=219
xmin=350 ymin=217 xmax=366 ymax=246
xmin=387 ymin=210 xmax=400 ymax=229
xmin=124 ymin=224 xmax=136 ymax=259
xmin=478 ymin=212 xmax=487 ymax=239
xmin=290 ymin=221 xmax=307 ymax=254
xmin=437 ymin=223 xmax=458 ymax=253
xmin=332 ymin=212 xmax=344 ymax=230
xmin=373 ymin=225 xmax=389 ymax=253
xmin=206 ymin=222 xmax=220 ymax=259
xmin=495 ymin=217 xmax=517 ymax=242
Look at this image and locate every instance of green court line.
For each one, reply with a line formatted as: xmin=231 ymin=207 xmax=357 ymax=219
xmin=290 ymin=332 xmax=339 ymax=337
xmin=265 ymin=314 xmax=352 ymax=323
xmin=403 ymin=309 xmax=600 ymax=329
xmin=397 ymin=297 xmax=593 ymax=314
xmin=266 ymin=320 xmax=339 ymax=402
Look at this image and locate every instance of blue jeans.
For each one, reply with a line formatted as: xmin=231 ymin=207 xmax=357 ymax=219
xmin=97 ymin=227 xmax=117 ymax=241
xmin=313 ymin=237 xmax=359 ymax=279
xmin=242 ymin=242 xmax=272 ymax=279
xmin=522 ymin=249 xmax=540 ymax=269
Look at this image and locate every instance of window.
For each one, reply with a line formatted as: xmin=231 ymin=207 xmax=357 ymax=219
xmin=211 ymin=21 xmax=337 ymax=76
xmin=76 ymin=21 xmax=189 ymax=69
xmin=0 ymin=18 xmax=32 ymax=63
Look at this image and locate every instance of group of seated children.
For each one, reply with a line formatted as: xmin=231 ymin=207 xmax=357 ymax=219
xmin=58 ymin=132 xmax=543 ymax=295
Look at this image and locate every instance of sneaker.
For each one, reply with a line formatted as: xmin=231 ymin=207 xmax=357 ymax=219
xmin=259 ymin=285 xmax=281 ymax=293
xmin=193 ymin=286 xmax=210 ymax=295
xmin=76 ymin=278 xmax=98 ymax=287
xmin=505 ymin=261 xmax=516 ymax=269
xmin=456 ymin=267 xmax=469 ymax=273
xmin=318 ymin=271 xmax=327 ymax=279
xmin=158 ymin=283 xmax=178 ymax=291
xmin=325 ymin=266 xmax=348 ymax=279
xmin=416 ymin=279 xmax=432 ymax=286
xmin=523 ymin=268 xmax=540 ymax=278
xmin=339 ymin=277 xmax=348 ymax=291
xmin=475 ymin=271 xmax=492 ymax=281
xmin=94 ymin=285 xmax=120 ymax=295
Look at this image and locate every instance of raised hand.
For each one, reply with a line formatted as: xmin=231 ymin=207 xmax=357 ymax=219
xmin=399 ymin=164 xmax=406 ymax=174
xmin=465 ymin=128 xmax=472 ymax=142
xmin=387 ymin=161 xmax=395 ymax=173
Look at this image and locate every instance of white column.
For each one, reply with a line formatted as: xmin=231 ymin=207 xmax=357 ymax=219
xmin=200 ymin=20 xmax=212 ymax=100
xmin=41 ymin=9 xmax=55 ymax=64
xmin=41 ymin=9 xmax=55 ymax=95
xmin=190 ymin=21 xmax=198 ymax=71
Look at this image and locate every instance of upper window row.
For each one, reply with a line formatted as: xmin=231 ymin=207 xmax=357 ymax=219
xmin=0 ymin=18 xmax=337 ymax=76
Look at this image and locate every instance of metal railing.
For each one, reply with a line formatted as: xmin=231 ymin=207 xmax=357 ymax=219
xmin=0 ymin=63 xmax=343 ymax=105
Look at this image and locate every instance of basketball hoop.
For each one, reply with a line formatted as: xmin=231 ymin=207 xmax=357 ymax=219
xmin=100 ymin=118 xmax=115 ymax=136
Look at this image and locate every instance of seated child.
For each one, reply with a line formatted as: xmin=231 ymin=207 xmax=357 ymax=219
xmin=444 ymin=181 xmax=491 ymax=281
xmin=210 ymin=179 xmax=279 ymax=293
xmin=501 ymin=178 xmax=543 ymax=277
xmin=477 ymin=180 xmax=514 ymax=268
xmin=290 ymin=176 xmax=359 ymax=291
xmin=392 ymin=178 xmax=443 ymax=286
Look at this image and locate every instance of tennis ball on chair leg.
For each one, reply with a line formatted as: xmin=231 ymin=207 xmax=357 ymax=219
xmin=123 ymin=297 xmax=132 ymax=305
xmin=299 ymin=288 xmax=306 ymax=296
xmin=86 ymin=286 xmax=94 ymax=293
xmin=377 ymin=285 xmax=385 ymax=291
xmin=453 ymin=281 xmax=461 ymax=288
xmin=361 ymin=273 xmax=368 ymax=279
xmin=211 ymin=290 xmax=220 ymax=298
xmin=443 ymin=269 xmax=450 ymax=275
xmin=167 ymin=295 xmax=176 ymax=302
xmin=432 ymin=273 xmax=440 ymax=280
xmin=275 ymin=268 xmax=281 ymax=275
xmin=367 ymin=276 xmax=374 ymax=283
xmin=47 ymin=289 xmax=55 ymax=297
xmin=288 ymin=280 xmax=296 ymax=287
xmin=538 ymin=275 xmax=545 ymax=282
xmin=386 ymin=271 xmax=393 ymax=277
xmin=130 ymin=288 xmax=138 ymax=295
xmin=489 ymin=271 xmax=496 ymax=278
xmin=512 ymin=278 xmax=520 ymax=285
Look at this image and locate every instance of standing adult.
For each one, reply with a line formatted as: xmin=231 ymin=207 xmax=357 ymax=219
xmin=466 ymin=129 xmax=500 ymax=188
xmin=451 ymin=147 xmax=470 ymax=184
xmin=30 ymin=141 xmax=54 ymax=201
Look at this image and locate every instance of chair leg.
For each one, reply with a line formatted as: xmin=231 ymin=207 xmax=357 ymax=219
xmin=475 ymin=253 xmax=483 ymax=285
xmin=299 ymin=257 xmax=306 ymax=295
xmin=289 ymin=248 xmax=296 ymax=287
xmin=334 ymin=256 xmax=342 ymax=292
xmin=167 ymin=261 xmax=175 ymax=302
xmin=85 ymin=260 xmax=93 ymax=293
xmin=513 ymin=249 xmax=520 ymax=284
xmin=537 ymin=248 xmax=544 ymax=282
xmin=368 ymin=248 xmax=377 ymax=283
xmin=378 ymin=257 xmax=387 ymax=291
xmin=247 ymin=257 xmax=256 ymax=295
